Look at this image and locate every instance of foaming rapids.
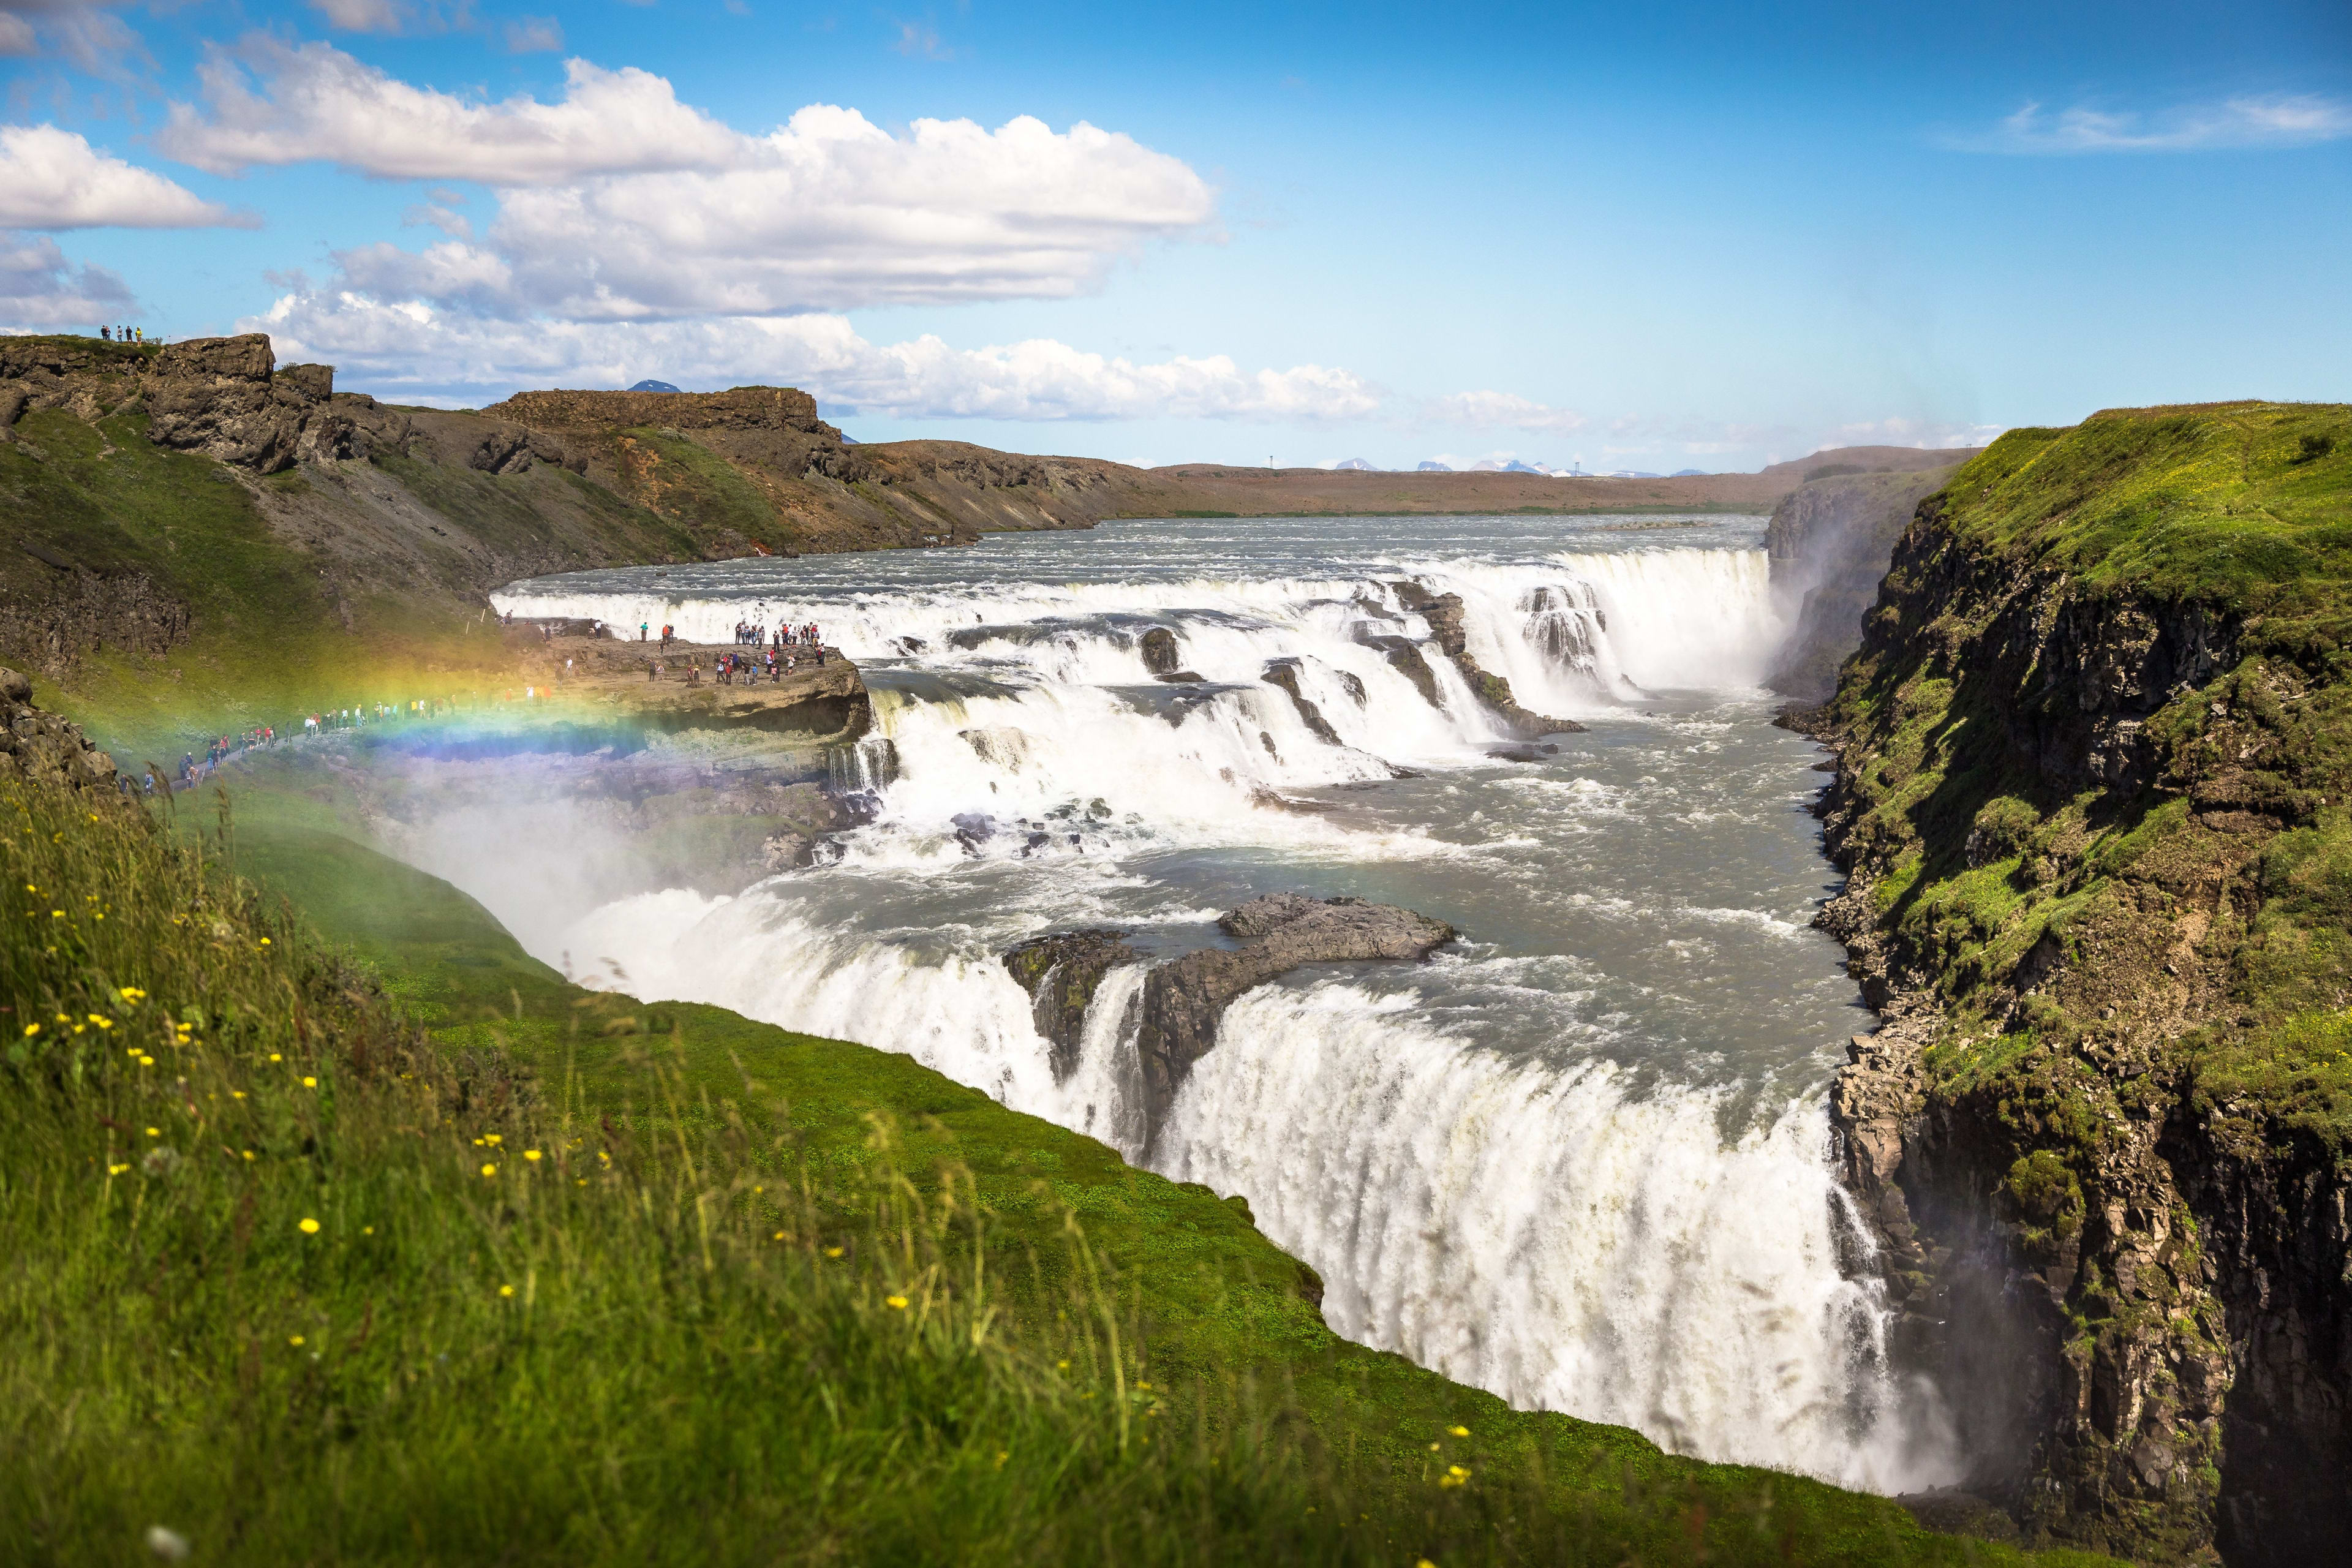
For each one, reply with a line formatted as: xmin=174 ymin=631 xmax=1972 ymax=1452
xmin=436 ymin=519 xmax=1964 ymax=1492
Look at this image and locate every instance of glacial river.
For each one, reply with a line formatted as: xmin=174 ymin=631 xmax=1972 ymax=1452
xmin=479 ymin=512 xmax=1958 ymax=1493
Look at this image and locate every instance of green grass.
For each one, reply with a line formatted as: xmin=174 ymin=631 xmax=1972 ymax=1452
xmin=0 ymin=767 xmax=2113 ymax=1565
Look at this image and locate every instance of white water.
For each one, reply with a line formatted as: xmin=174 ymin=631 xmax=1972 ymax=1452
xmin=458 ymin=514 xmax=1958 ymax=1493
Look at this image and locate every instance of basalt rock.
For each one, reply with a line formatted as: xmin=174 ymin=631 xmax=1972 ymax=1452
xmin=0 ymin=666 xmax=117 ymax=790
xmin=1003 ymin=928 xmax=1140 ymax=1080
xmin=1261 ymin=658 xmax=1343 ymax=745
xmin=1135 ymin=894 xmax=1454 ymax=1143
xmin=1391 ymin=579 xmax=1583 ymax=738
xmin=1356 ymin=632 xmax=1443 ymax=709
xmin=1139 ymin=626 xmax=1182 ymax=675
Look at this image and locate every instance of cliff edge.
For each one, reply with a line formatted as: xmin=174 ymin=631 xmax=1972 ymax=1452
xmin=1812 ymin=401 xmax=2352 ymax=1565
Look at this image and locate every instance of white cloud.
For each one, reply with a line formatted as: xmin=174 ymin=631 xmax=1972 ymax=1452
xmin=241 ymin=288 xmax=1380 ymax=421
xmin=0 ymin=231 xmax=134 ymax=325
xmin=1428 ymin=390 xmax=1589 ymax=433
xmin=157 ymin=40 xmax=744 ymax=182
xmin=1963 ymin=94 xmax=2352 ymax=154
xmin=158 ymin=40 xmax=1215 ymax=315
xmin=0 ymin=124 xmax=254 ymax=230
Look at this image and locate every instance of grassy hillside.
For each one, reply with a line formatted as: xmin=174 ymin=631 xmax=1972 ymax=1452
xmin=0 ymin=398 xmax=698 ymax=756
xmin=0 ymin=747 xmax=2114 ymax=1564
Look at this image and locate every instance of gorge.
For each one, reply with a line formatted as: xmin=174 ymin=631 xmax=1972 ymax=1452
xmin=6 ymin=335 xmax=2344 ymax=1564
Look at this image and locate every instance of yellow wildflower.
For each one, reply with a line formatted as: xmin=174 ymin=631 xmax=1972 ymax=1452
xmin=522 ymin=1149 xmax=541 ymax=1162
xmin=145 ymin=1127 xmax=159 ymax=1138
xmin=483 ymin=1133 xmax=502 ymax=1146
xmin=1449 ymin=1425 xmax=1470 ymax=1436
xmin=884 ymin=1295 xmax=909 ymax=1310
xmin=268 ymin=1053 xmax=281 ymax=1063
xmin=499 ymin=1284 xmax=516 ymax=1298
xmin=88 ymin=1014 xmax=110 ymax=1028
xmin=301 ymin=1076 xmax=317 ymax=1088
xmin=231 ymin=1091 xmax=246 ymax=1100
xmin=823 ymin=1245 xmax=844 ymax=1258
xmin=363 ymin=1226 xmax=374 ymax=1235
xmin=298 ymin=1218 xmax=320 ymax=1234
xmin=241 ymin=1150 xmax=254 ymax=1161
xmin=108 ymin=1163 xmax=129 ymax=1175
xmin=20 ymin=1022 xmax=36 ymax=1036
xmin=480 ymin=1163 xmax=497 ymax=1177
xmin=288 ymin=1335 xmax=305 ymax=1348
xmin=138 ymin=1056 xmax=154 ymax=1068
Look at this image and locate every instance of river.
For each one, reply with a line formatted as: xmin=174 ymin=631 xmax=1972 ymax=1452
xmin=479 ymin=511 xmax=1958 ymax=1493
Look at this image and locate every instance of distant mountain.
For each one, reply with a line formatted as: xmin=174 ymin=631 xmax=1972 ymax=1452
xmin=840 ymin=434 xmax=858 ymax=444
xmin=1671 ymin=467 xmax=1706 ymax=477
xmin=1471 ymin=459 xmax=1507 ymax=472
xmin=1502 ymin=459 xmax=1546 ymax=474
xmin=1335 ymin=457 xmax=1375 ymax=470
xmin=1608 ymin=470 xmax=1663 ymax=479
xmin=628 ymin=379 xmax=682 ymax=393
xmin=1416 ymin=460 xmax=1452 ymax=472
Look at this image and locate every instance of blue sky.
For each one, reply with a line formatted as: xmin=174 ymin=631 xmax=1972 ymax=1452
xmin=2 ymin=0 xmax=2346 ymax=470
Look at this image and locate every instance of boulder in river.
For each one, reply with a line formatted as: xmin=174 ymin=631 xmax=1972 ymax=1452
xmin=1136 ymin=894 xmax=1454 ymax=1143
xmin=1003 ymin=927 xmax=1140 ymax=1080
xmin=1139 ymin=626 xmax=1182 ymax=675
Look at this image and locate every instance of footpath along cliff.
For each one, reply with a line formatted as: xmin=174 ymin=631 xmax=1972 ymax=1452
xmin=1804 ymin=401 xmax=2352 ymax=1566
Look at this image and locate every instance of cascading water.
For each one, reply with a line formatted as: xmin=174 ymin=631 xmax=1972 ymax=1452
xmin=451 ymin=513 xmax=1959 ymax=1494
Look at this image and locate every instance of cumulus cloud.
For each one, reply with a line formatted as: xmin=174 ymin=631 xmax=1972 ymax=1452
xmin=241 ymin=287 xmax=1379 ymax=420
xmin=1428 ymin=389 xmax=1589 ymax=433
xmin=157 ymin=40 xmax=1215 ymax=315
xmin=0 ymin=124 xmax=254 ymax=230
xmin=0 ymin=231 xmax=134 ymax=324
xmin=1962 ymin=94 xmax=2352 ymax=153
xmin=157 ymin=40 xmax=743 ymax=181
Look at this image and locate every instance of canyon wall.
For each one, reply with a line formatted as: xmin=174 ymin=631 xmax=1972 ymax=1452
xmin=1812 ymin=403 xmax=2352 ymax=1564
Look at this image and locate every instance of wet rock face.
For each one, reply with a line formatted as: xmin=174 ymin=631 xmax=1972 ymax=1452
xmin=1261 ymin=658 xmax=1342 ymax=745
xmin=1003 ymin=928 xmax=1140 ymax=1080
xmin=1135 ymin=894 xmax=1454 ymax=1142
xmin=1139 ymin=626 xmax=1182 ymax=676
xmin=0 ymin=666 xmax=116 ymax=790
xmin=1387 ymin=579 xmax=1583 ymax=739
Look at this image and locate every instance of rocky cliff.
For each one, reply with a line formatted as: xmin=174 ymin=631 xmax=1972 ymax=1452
xmin=1766 ymin=462 xmax=1972 ymax=699
xmin=483 ymin=388 xmax=1208 ymax=556
xmin=1810 ymin=402 xmax=2352 ymax=1565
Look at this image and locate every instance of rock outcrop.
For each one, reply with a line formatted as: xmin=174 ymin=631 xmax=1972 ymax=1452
xmin=0 ymin=333 xmax=400 ymax=477
xmin=1261 ymin=658 xmax=1343 ymax=745
xmin=1134 ymin=894 xmax=1454 ymax=1140
xmin=0 ymin=667 xmax=116 ymax=790
xmin=1391 ymin=581 xmax=1584 ymax=737
xmin=1002 ymin=928 xmax=1139 ymax=1079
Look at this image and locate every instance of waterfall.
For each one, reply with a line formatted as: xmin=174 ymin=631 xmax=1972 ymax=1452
xmin=437 ymin=533 xmax=1959 ymax=1493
